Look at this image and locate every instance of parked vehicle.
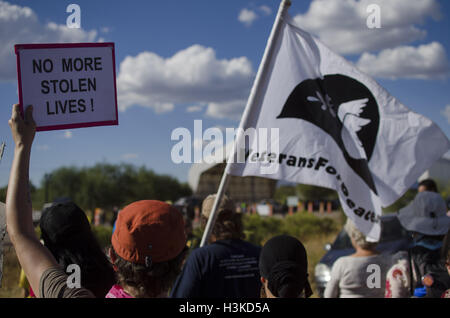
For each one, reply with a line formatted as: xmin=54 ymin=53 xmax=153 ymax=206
xmin=314 ymin=214 xmax=412 ymax=297
xmin=173 ymin=196 xmax=203 ymax=220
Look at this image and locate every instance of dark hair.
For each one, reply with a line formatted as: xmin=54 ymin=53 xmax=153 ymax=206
xmin=418 ymin=179 xmax=438 ymax=193
xmin=201 ymin=210 xmax=245 ymax=241
xmin=40 ymin=202 xmax=116 ymax=298
xmin=267 ymin=262 xmax=308 ymax=298
xmin=110 ymin=246 xmax=188 ymax=298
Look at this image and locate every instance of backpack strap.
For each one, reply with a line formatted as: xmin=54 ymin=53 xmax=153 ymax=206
xmin=408 ymin=249 xmax=423 ymax=296
xmin=408 ymin=250 xmax=414 ymax=296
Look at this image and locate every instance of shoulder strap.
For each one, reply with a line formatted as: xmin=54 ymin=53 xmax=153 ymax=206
xmin=408 ymin=249 xmax=416 ymax=296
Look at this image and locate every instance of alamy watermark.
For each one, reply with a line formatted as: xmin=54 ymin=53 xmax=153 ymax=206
xmin=366 ymin=264 xmax=381 ymax=289
xmin=66 ymin=264 xmax=81 ymax=289
xmin=66 ymin=4 xmax=81 ymax=29
xmin=170 ymin=120 xmax=280 ymax=175
xmin=366 ymin=4 xmax=381 ymax=29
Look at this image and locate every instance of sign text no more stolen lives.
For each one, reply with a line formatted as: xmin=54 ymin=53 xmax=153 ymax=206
xmin=15 ymin=43 xmax=118 ymax=131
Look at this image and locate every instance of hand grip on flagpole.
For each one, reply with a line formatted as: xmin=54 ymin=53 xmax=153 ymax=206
xmin=199 ymin=0 xmax=292 ymax=247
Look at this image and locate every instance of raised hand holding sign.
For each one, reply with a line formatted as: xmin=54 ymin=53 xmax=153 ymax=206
xmin=15 ymin=43 xmax=118 ymax=131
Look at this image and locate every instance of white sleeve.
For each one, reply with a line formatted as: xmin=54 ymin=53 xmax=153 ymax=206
xmin=324 ymin=258 xmax=343 ymax=298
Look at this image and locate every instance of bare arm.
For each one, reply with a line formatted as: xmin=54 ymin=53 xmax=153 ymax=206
xmin=6 ymin=104 xmax=58 ymax=297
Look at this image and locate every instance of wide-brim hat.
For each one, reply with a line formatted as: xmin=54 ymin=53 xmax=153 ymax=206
xmin=398 ymin=191 xmax=450 ymax=236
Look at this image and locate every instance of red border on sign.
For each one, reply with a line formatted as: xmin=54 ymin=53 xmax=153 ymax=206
xmin=14 ymin=42 xmax=119 ymax=132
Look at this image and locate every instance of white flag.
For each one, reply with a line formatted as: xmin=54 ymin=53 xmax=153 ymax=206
xmin=227 ymin=14 xmax=450 ymax=241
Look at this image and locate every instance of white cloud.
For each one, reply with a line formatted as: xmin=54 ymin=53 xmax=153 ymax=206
xmin=356 ymin=42 xmax=449 ymax=79
xmin=63 ymin=130 xmax=73 ymax=139
xmin=259 ymin=5 xmax=272 ymax=16
xmin=0 ymin=0 xmax=98 ymax=82
xmin=186 ymin=105 xmax=204 ymax=113
xmin=122 ymin=153 xmax=139 ymax=160
xmin=442 ymin=105 xmax=450 ymax=124
xmin=238 ymin=8 xmax=258 ymax=26
xmin=117 ymin=45 xmax=254 ymax=117
xmin=205 ymin=100 xmax=246 ymax=121
xmin=238 ymin=6 xmax=272 ymax=26
xmin=293 ymin=0 xmax=441 ymax=55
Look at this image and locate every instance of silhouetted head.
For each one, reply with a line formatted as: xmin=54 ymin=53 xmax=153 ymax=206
xmin=344 ymin=218 xmax=378 ymax=251
xmin=40 ymin=201 xmax=92 ymax=246
xmin=418 ymin=179 xmax=438 ymax=193
xmin=40 ymin=201 xmax=116 ymax=297
xmin=259 ymin=235 xmax=312 ymax=298
xmin=201 ymin=194 xmax=244 ymax=242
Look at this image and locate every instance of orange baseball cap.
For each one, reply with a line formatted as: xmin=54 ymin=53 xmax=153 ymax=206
xmin=111 ymin=200 xmax=186 ymax=265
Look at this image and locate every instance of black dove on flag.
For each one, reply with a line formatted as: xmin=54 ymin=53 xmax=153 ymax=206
xmin=277 ymin=74 xmax=380 ymax=195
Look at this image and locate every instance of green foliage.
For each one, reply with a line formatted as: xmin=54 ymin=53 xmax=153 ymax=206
xmin=0 ymin=185 xmax=6 ymax=202
xmin=0 ymin=182 xmax=43 ymax=208
xmin=382 ymin=188 xmax=417 ymax=213
xmin=189 ymin=227 xmax=204 ymax=250
xmin=437 ymin=180 xmax=450 ymax=199
xmin=241 ymin=213 xmax=338 ymax=246
xmin=91 ymin=225 xmax=113 ymax=249
xmin=243 ymin=214 xmax=284 ymax=246
xmin=25 ymin=163 xmax=192 ymax=211
xmin=35 ymin=225 xmax=41 ymax=238
xmin=274 ymin=185 xmax=297 ymax=204
xmin=191 ymin=214 xmax=340 ymax=247
xmin=296 ymin=184 xmax=337 ymax=201
xmin=281 ymin=213 xmax=338 ymax=241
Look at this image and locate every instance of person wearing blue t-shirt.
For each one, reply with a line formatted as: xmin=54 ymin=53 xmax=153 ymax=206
xmin=170 ymin=194 xmax=261 ymax=298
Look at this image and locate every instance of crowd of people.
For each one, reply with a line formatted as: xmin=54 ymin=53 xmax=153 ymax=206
xmin=3 ymin=104 xmax=450 ymax=298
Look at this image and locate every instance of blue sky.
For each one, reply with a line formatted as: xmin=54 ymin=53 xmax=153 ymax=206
xmin=0 ymin=0 xmax=449 ymax=188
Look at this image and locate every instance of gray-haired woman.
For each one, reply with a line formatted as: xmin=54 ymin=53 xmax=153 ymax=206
xmin=324 ymin=219 xmax=388 ymax=298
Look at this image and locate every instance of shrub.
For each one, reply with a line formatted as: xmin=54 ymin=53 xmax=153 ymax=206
xmin=281 ymin=213 xmax=338 ymax=241
xmin=188 ymin=213 xmax=339 ymax=248
xmin=242 ymin=214 xmax=284 ymax=246
xmin=91 ymin=225 xmax=113 ymax=249
xmin=242 ymin=213 xmax=338 ymax=246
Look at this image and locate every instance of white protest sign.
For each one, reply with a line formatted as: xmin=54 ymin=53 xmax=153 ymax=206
xmin=15 ymin=43 xmax=118 ymax=131
xmin=256 ymin=204 xmax=271 ymax=216
xmin=287 ymin=196 xmax=299 ymax=207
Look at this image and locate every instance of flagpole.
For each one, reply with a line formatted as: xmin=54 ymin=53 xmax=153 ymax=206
xmin=200 ymin=0 xmax=292 ymax=247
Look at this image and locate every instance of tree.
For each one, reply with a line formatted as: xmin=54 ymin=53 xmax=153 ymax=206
xmin=0 ymin=186 xmax=6 ymax=203
xmin=33 ymin=163 xmax=192 ymax=211
xmin=382 ymin=188 xmax=417 ymax=214
xmin=43 ymin=167 xmax=83 ymax=204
